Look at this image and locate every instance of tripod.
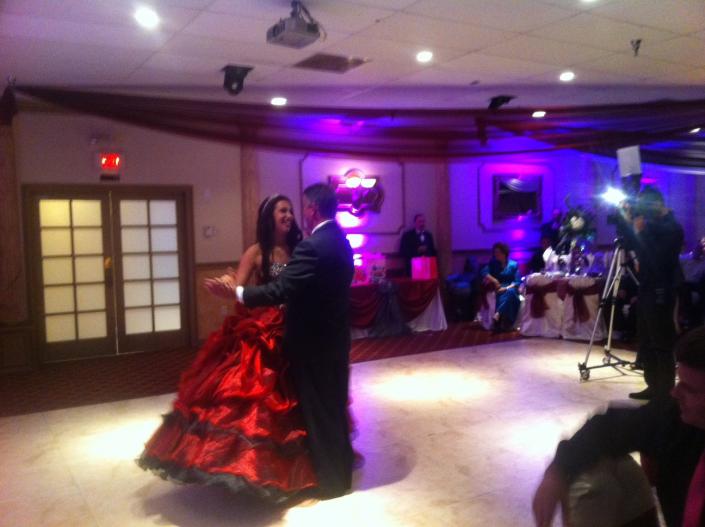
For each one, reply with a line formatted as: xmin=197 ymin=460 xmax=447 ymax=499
xmin=578 ymin=239 xmax=640 ymax=381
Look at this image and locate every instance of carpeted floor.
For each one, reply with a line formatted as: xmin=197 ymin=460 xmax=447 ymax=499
xmin=0 ymin=322 xmax=520 ymax=417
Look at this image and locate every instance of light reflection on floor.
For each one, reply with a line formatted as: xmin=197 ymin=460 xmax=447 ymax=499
xmin=0 ymin=338 xmax=645 ymax=526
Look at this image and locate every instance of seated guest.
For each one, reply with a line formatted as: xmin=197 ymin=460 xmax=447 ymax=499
xmin=528 ymin=235 xmax=553 ymax=274
xmin=400 ymin=213 xmax=437 ymax=277
xmin=680 ymin=237 xmax=705 ymax=330
xmin=481 ymin=242 xmax=521 ymax=332
xmin=532 ymin=326 xmax=705 ymax=527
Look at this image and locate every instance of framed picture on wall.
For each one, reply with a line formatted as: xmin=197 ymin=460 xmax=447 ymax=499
xmin=478 ymin=162 xmax=553 ymax=231
xmin=492 ymin=173 xmax=542 ymax=221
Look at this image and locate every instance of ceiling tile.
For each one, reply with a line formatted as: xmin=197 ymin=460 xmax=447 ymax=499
xmin=443 ymin=53 xmax=557 ymax=81
xmin=355 ymin=12 xmax=514 ymax=51
xmin=392 ymin=66 xmax=509 ymax=86
xmin=592 ymin=0 xmax=705 ymax=35
xmin=341 ymin=0 xmax=420 ymax=9
xmin=577 ymin=52 xmax=693 ymax=79
xmin=319 ymin=35 xmax=468 ymax=64
xmin=407 ymin=0 xmax=578 ymax=32
xmin=640 ymin=36 xmax=705 ymax=68
xmin=0 ymin=13 xmax=172 ymax=49
xmin=481 ymin=35 xmax=611 ymax=66
xmin=642 ymin=68 xmax=705 ymax=85
xmin=524 ymin=66 xmax=642 ymax=85
xmin=0 ymin=0 xmax=200 ymax=33
xmin=272 ymin=58 xmax=422 ymax=86
xmin=208 ymin=1 xmax=396 ymax=33
xmin=182 ymin=12 xmax=272 ymax=43
xmin=532 ymin=13 xmax=676 ymax=52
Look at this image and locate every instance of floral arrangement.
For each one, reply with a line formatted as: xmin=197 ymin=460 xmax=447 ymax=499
xmin=559 ymin=202 xmax=597 ymax=250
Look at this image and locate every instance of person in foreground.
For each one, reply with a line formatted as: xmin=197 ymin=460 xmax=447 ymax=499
xmin=215 ymin=183 xmax=355 ymax=499
xmin=481 ymin=242 xmax=521 ymax=332
xmin=137 ymin=195 xmax=318 ymax=502
xmin=532 ymin=325 xmax=705 ymax=527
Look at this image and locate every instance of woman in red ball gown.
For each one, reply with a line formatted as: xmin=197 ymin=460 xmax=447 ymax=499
xmin=137 ymin=195 xmax=318 ymax=502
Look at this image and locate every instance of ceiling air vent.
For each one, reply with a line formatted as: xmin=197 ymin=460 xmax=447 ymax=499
xmin=294 ymin=53 xmax=369 ymax=73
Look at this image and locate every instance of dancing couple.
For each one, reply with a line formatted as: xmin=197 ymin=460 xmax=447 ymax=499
xmin=138 ymin=183 xmax=355 ymax=502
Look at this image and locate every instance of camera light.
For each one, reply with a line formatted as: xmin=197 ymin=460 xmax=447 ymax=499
xmin=601 ymin=187 xmax=627 ymax=205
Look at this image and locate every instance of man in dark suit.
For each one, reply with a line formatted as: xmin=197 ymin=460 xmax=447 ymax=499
xmin=400 ymin=213 xmax=437 ymax=276
xmin=237 ymin=183 xmax=355 ymax=499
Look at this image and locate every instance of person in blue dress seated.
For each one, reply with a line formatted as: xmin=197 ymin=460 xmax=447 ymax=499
xmin=481 ymin=242 xmax=521 ymax=332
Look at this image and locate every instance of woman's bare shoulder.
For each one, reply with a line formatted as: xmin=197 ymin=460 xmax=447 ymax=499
xmin=242 ymin=243 xmax=262 ymax=260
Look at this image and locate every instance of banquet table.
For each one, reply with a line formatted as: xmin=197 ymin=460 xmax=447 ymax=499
xmin=349 ymin=278 xmax=447 ymax=339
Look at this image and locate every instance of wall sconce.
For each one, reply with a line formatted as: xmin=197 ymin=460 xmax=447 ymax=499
xmin=330 ymin=168 xmax=384 ymax=217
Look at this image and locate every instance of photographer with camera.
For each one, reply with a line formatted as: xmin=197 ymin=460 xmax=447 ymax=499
xmin=616 ymin=186 xmax=684 ymax=400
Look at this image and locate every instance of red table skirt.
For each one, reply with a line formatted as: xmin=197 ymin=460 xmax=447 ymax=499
xmin=350 ymin=278 xmax=439 ymax=329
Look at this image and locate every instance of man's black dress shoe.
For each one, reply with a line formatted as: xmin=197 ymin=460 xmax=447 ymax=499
xmin=628 ymin=388 xmax=653 ymax=400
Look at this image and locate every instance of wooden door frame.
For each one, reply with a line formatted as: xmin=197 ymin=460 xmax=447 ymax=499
xmin=22 ymin=184 xmax=197 ymax=364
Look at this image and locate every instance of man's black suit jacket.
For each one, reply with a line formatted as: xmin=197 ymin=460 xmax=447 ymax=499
xmin=243 ymin=221 xmax=354 ymax=363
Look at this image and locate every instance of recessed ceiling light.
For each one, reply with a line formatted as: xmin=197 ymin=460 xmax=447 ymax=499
xmin=416 ymin=50 xmax=433 ymax=63
xmin=134 ymin=6 xmax=160 ymax=29
xmin=532 ymin=110 xmax=547 ymax=118
xmin=559 ymin=70 xmax=575 ymax=82
xmin=689 ymin=127 xmax=701 ymax=134
xmin=271 ymin=97 xmax=287 ymax=107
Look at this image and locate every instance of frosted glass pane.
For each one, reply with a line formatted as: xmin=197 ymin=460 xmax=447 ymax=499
xmin=72 ymin=200 xmax=102 ymax=226
xmin=43 ymin=257 xmax=73 ymax=285
xmin=74 ymin=256 xmax=104 ymax=283
xmin=46 ymin=314 xmax=76 ymax=343
xmin=151 ymin=227 xmax=177 ymax=252
xmin=150 ymin=200 xmax=176 ymax=225
xmin=78 ymin=312 xmax=107 ymax=339
xmin=125 ymin=307 xmax=153 ymax=334
xmin=124 ymin=281 xmax=152 ymax=307
xmin=123 ymin=255 xmax=150 ymax=280
xmin=152 ymin=254 xmax=179 ymax=278
xmin=155 ymin=306 xmax=180 ymax=331
xmin=121 ymin=228 xmax=149 ymax=253
xmin=154 ymin=280 xmax=180 ymax=305
xmin=44 ymin=285 xmax=75 ymax=314
xmin=120 ymin=200 xmax=148 ymax=226
xmin=76 ymin=284 xmax=105 ymax=311
xmin=39 ymin=200 xmax=70 ymax=227
xmin=73 ymin=228 xmax=103 ymax=255
xmin=41 ymin=229 xmax=72 ymax=256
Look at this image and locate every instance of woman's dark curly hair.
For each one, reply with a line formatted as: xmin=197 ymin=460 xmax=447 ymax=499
xmin=492 ymin=242 xmax=510 ymax=260
xmin=256 ymin=195 xmax=303 ymax=282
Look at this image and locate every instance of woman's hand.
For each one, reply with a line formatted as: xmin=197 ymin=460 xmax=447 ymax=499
xmin=203 ymin=275 xmax=236 ymax=298
xmin=532 ymin=464 xmax=567 ymax=527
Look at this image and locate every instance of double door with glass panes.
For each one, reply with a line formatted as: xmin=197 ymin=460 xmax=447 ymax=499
xmin=26 ymin=186 xmax=192 ymax=362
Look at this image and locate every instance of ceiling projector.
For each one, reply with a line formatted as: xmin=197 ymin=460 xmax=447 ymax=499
xmin=266 ymin=1 xmax=321 ymax=49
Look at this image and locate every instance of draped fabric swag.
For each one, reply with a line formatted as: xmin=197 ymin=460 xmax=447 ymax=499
xmin=4 ymin=86 xmax=705 ymax=166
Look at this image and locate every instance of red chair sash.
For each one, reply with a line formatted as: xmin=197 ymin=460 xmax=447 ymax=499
xmin=525 ymin=282 xmax=559 ymax=319
xmin=566 ymin=282 xmax=602 ymax=323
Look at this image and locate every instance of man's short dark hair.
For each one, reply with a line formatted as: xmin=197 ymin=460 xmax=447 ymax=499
xmin=675 ymin=326 xmax=705 ymax=370
xmin=304 ymin=183 xmax=337 ymax=219
xmin=413 ymin=213 xmax=424 ymax=223
xmin=638 ymin=185 xmax=664 ymax=206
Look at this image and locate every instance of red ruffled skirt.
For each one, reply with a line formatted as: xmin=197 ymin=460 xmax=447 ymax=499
xmin=137 ymin=304 xmax=317 ymax=501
